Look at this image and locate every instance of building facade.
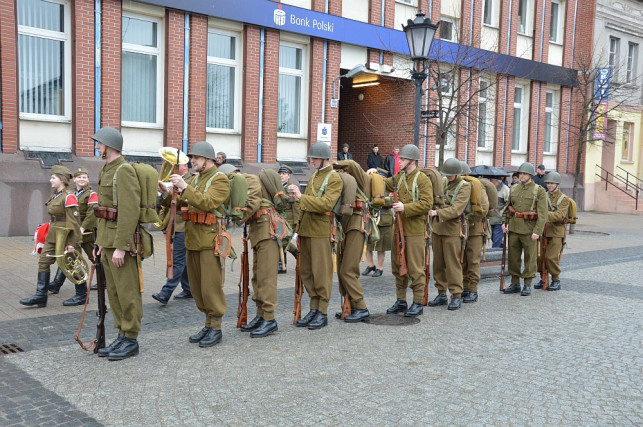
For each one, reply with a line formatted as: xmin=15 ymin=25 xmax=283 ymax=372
xmin=0 ymin=0 xmax=596 ymax=235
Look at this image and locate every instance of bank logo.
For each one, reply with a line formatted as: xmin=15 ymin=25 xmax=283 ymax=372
xmin=274 ymin=5 xmax=286 ymax=26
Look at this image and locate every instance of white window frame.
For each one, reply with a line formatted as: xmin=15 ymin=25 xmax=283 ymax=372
xmin=17 ymin=0 xmax=72 ymax=122
xmin=121 ymin=12 xmax=164 ymax=128
xmin=622 ymin=122 xmax=633 ymax=161
xmin=517 ymin=0 xmax=531 ymax=36
xmin=439 ymin=17 xmax=456 ymax=42
xmin=626 ymin=43 xmax=638 ymax=85
xmin=477 ymin=78 xmax=491 ymax=149
xmin=609 ymin=37 xmax=620 ymax=79
xmin=512 ymin=85 xmax=524 ymax=152
xmin=483 ymin=0 xmax=496 ymax=27
xmin=278 ymin=41 xmax=307 ymax=138
xmin=395 ymin=0 xmax=415 ymax=5
xmin=549 ymin=0 xmax=562 ymax=44
xmin=206 ymin=28 xmax=241 ymax=134
xmin=544 ymin=90 xmax=558 ymax=154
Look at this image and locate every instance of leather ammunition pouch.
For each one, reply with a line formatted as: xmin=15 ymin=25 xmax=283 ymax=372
xmin=510 ymin=209 xmax=538 ymax=221
xmin=182 ymin=207 xmax=216 ymax=226
xmin=94 ymin=206 xmax=118 ymax=221
xmin=353 ymin=199 xmax=366 ymax=211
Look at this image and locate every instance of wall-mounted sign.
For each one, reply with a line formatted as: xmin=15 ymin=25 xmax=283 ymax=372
xmin=593 ymin=68 xmax=611 ymax=140
xmin=317 ymin=123 xmax=332 ymax=144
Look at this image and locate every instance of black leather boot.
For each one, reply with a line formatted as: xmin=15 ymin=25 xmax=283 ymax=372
xmin=404 ymin=302 xmax=424 ymax=317
xmin=548 ymin=280 xmax=561 ymax=291
xmin=48 ymin=269 xmax=66 ymax=294
xmin=461 ymin=289 xmax=471 ymax=298
xmin=502 ymin=283 xmax=521 ymax=294
xmin=199 ymin=329 xmax=222 ymax=348
xmin=296 ymin=309 xmax=318 ymax=327
xmin=240 ymin=316 xmax=264 ymax=332
xmin=462 ymin=292 xmax=478 ymax=303
xmin=427 ymin=294 xmax=448 ymax=307
xmin=107 ymin=337 xmax=139 ymax=360
xmin=250 ymin=320 xmax=278 ymax=338
xmin=63 ymin=283 xmax=87 ymax=306
xmin=447 ymin=297 xmax=462 ymax=310
xmin=386 ymin=299 xmax=408 ymax=314
xmin=97 ymin=335 xmax=124 ymax=357
xmin=307 ymin=312 xmax=328 ymax=330
xmin=521 ymin=285 xmax=531 ymax=296
xmin=344 ymin=308 xmax=370 ymax=323
xmin=361 ymin=265 xmax=376 ymax=276
xmin=20 ymin=272 xmax=50 ymax=307
xmin=534 ymin=279 xmax=544 ymax=289
xmin=189 ymin=327 xmax=211 ymax=343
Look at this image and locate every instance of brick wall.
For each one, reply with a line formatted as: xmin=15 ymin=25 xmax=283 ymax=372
xmin=71 ymin=1 xmax=95 ymax=156
xmin=528 ymin=81 xmax=547 ymax=165
xmin=261 ymin=29 xmax=280 ymax=162
xmin=187 ymin=14 xmax=207 ymax=147
xmin=0 ymin=0 xmax=18 ymax=153
xmin=101 ymin=0 xmax=121 ymax=129
xmin=163 ymin=10 xmax=185 ymax=150
xmin=242 ymin=25 xmax=260 ymax=162
xmin=493 ymin=75 xmax=515 ymax=167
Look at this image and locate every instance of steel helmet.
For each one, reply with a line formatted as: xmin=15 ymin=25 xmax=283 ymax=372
xmin=544 ymin=171 xmax=562 ymax=184
xmin=460 ymin=161 xmax=471 ymax=175
xmin=218 ymin=164 xmax=238 ymax=174
xmin=91 ymin=127 xmax=123 ymax=152
xmin=188 ymin=141 xmax=216 ymax=160
xmin=441 ymin=158 xmax=462 ymax=176
xmin=517 ymin=162 xmax=535 ymax=176
xmin=308 ymin=142 xmax=332 ymax=159
xmin=399 ymin=144 xmax=420 ymax=161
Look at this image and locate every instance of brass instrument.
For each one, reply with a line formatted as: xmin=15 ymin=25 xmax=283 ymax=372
xmin=154 ymin=147 xmax=190 ymax=230
xmin=46 ymin=227 xmax=89 ymax=284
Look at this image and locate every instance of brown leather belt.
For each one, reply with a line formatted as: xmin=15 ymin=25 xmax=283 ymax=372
xmin=353 ymin=199 xmax=366 ymax=210
xmin=50 ymin=215 xmax=65 ymax=223
xmin=181 ymin=207 xmax=217 ymax=225
xmin=512 ymin=211 xmax=538 ymax=220
xmin=94 ymin=206 xmax=118 ymax=221
xmin=251 ymin=208 xmax=271 ymax=221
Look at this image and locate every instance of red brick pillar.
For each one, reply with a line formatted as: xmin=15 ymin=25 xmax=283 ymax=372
xmin=241 ymin=25 xmax=260 ymax=161
xmin=187 ymin=14 xmax=207 ymax=147
xmin=260 ymin=29 xmax=280 ymax=163
xmin=532 ymin=0 xmax=550 ymax=63
xmin=308 ymin=38 xmax=325 ymax=147
xmin=0 ymin=0 xmax=19 ymax=152
xmin=71 ymin=1 xmax=95 ymax=156
xmin=498 ymin=0 xmax=519 ymax=56
xmin=460 ymin=0 xmax=482 ymax=48
xmin=101 ymin=0 xmax=122 ymax=129
xmin=163 ymin=10 xmax=185 ymax=150
xmin=494 ymin=75 xmax=515 ymax=167
xmin=528 ymin=81 xmax=546 ymax=165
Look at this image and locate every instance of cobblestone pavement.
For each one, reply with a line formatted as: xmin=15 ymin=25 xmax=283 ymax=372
xmin=0 ymin=212 xmax=641 ymax=425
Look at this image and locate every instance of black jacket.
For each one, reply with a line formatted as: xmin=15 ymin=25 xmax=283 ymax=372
xmin=367 ymin=152 xmax=383 ymax=169
xmin=532 ymin=173 xmax=548 ymax=190
xmin=337 ymin=152 xmax=353 ymax=161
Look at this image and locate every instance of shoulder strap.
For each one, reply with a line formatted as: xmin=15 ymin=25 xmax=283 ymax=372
xmin=411 ymin=172 xmax=420 ymax=203
xmin=112 ymin=163 xmax=128 ymax=207
xmin=556 ymin=193 xmax=565 ymax=207
xmin=316 ymin=170 xmax=335 ymax=197
xmin=530 ymin=184 xmax=540 ymax=211
xmin=449 ymin=180 xmax=465 ymax=206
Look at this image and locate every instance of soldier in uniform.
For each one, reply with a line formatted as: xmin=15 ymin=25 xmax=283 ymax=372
xmin=535 ymin=171 xmax=570 ymax=291
xmin=502 ymin=162 xmax=548 ymax=296
xmin=288 ymin=142 xmax=343 ymax=330
xmin=20 ymin=166 xmax=80 ymax=308
xmin=459 ymin=162 xmax=489 ymax=304
xmin=49 ymin=166 xmax=98 ymax=303
xmin=278 ymin=165 xmax=299 ymax=273
xmin=92 ymin=127 xmax=142 ymax=361
xmin=373 ymin=144 xmax=433 ymax=317
xmin=219 ymin=164 xmax=280 ymax=338
xmin=166 ymin=141 xmax=230 ymax=347
xmin=362 ymin=168 xmax=393 ymax=277
xmin=427 ymin=158 xmax=472 ymax=310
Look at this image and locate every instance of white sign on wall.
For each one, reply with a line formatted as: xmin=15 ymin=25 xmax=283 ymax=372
xmin=317 ymin=123 xmax=332 ymax=144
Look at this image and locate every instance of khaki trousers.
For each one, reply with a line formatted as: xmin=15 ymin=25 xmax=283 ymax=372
xmin=432 ymin=234 xmax=463 ymax=297
xmin=187 ymin=249 xmax=225 ymax=329
xmin=392 ymin=235 xmax=426 ymax=303
xmin=508 ymin=232 xmax=538 ymax=285
xmin=251 ymin=238 xmax=279 ymax=321
xmin=101 ymin=248 xmax=142 ymax=339
xmin=337 ymin=229 xmax=367 ymax=310
xmin=462 ymin=235 xmax=483 ymax=292
xmin=300 ymin=236 xmax=333 ymax=314
xmin=537 ymin=236 xmax=563 ymax=281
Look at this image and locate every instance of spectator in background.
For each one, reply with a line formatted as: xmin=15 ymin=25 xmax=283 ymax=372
xmin=216 ymin=152 xmax=227 ymax=167
xmin=511 ymin=172 xmax=519 ymax=186
xmin=337 ymin=143 xmax=353 ymax=161
xmin=385 ymin=147 xmax=400 ymax=178
xmin=489 ymin=177 xmax=510 ymax=248
xmin=532 ymin=164 xmax=548 ymax=190
xmin=367 ymin=144 xmax=383 ymax=170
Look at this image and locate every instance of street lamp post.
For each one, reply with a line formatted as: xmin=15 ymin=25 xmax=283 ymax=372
xmin=403 ymin=12 xmax=439 ymax=147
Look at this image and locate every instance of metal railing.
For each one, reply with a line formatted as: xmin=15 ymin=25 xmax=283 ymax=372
xmin=615 ymin=165 xmax=643 ymax=196
xmin=596 ymin=164 xmax=640 ymax=210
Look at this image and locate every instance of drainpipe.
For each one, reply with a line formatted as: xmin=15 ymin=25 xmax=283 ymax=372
xmin=379 ymin=0 xmax=385 ymax=64
xmin=258 ymin=28 xmax=265 ymax=163
xmin=182 ymin=13 xmax=190 ymax=153
xmin=94 ymin=0 xmax=102 ymax=156
xmin=506 ymin=0 xmax=513 ymax=55
xmin=501 ymin=77 xmax=508 ymax=166
xmin=535 ymin=82 xmax=541 ymax=166
xmin=566 ymin=0 xmax=579 ymax=174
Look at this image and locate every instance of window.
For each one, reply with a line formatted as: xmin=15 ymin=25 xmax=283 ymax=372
xmin=122 ymin=14 xmax=162 ymax=125
xmin=439 ymin=18 xmax=455 ymax=42
xmin=18 ymin=0 xmax=70 ymax=118
xmin=512 ymin=86 xmax=523 ymax=151
xmin=626 ymin=43 xmax=638 ymax=84
xmin=396 ymin=0 xmax=414 ymax=4
xmin=278 ymin=42 xmax=305 ymax=135
xmin=478 ymin=79 xmax=490 ymax=148
xmin=549 ymin=1 xmax=560 ymax=42
xmin=544 ymin=91 xmax=558 ymax=153
xmin=206 ymin=30 xmax=240 ymax=131
xmin=609 ymin=37 xmax=619 ymax=78
xmin=518 ymin=0 xmax=529 ymax=35
xmin=439 ymin=72 xmax=454 ymax=96
xmin=622 ymin=122 xmax=633 ymax=161
xmin=483 ymin=0 xmax=493 ymax=26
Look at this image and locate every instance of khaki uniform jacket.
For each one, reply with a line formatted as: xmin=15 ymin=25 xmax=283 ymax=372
xmin=505 ymin=181 xmax=548 ymax=235
xmin=46 ymin=188 xmax=81 ymax=247
xmin=239 ymin=174 xmax=272 ymax=248
xmin=545 ymin=189 xmax=570 ymax=238
xmin=384 ymin=168 xmax=433 ymax=236
xmin=179 ymin=166 xmax=230 ymax=251
xmin=96 ymin=157 xmax=141 ymax=251
xmin=489 ymin=183 xmax=510 ymax=226
xmin=297 ymin=166 xmax=343 ymax=238
xmin=76 ymin=186 xmax=97 ymax=244
xmin=282 ymin=179 xmax=300 ymax=229
xmin=433 ymin=177 xmax=472 ymax=237
xmin=467 ymin=182 xmax=489 ymax=237
xmin=168 ymin=173 xmax=192 ymax=234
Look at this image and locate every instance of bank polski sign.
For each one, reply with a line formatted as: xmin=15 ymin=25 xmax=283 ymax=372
xmin=273 ymin=4 xmax=335 ymax=33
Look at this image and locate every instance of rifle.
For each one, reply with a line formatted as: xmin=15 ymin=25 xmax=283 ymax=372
xmin=337 ymin=240 xmax=352 ymax=320
xmin=292 ymin=233 xmax=303 ymax=324
xmin=459 ymin=213 xmax=468 ymax=264
xmin=500 ymin=211 xmax=508 ymax=292
xmin=165 ymin=149 xmax=181 ymax=279
xmin=74 ymin=235 xmax=106 ymax=352
xmin=541 ymin=225 xmax=549 ymax=290
xmin=422 ymin=241 xmax=430 ymax=306
xmin=236 ymin=224 xmax=249 ymax=328
xmin=393 ymin=179 xmax=408 ymax=276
